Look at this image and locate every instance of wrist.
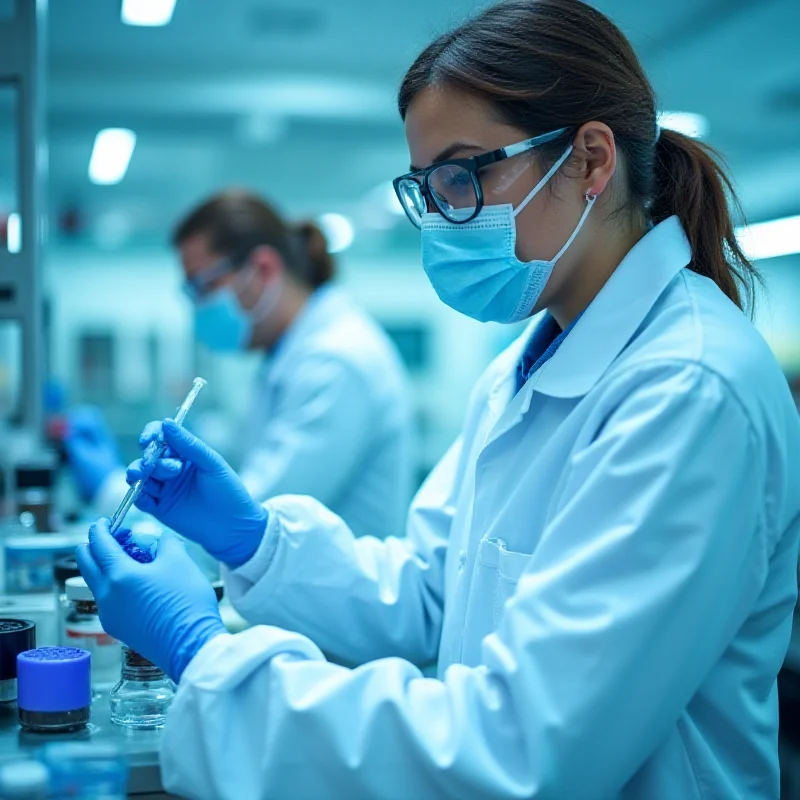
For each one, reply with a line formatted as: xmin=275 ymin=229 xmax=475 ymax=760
xmin=221 ymin=508 xmax=269 ymax=569
xmin=168 ymin=616 xmax=227 ymax=684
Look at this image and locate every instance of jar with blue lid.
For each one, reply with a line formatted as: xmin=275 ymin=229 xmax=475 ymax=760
xmin=17 ymin=647 xmax=91 ymax=733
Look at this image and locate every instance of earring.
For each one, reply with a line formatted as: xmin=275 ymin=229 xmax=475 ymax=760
xmin=585 ymin=189 xmax=599 ymax=201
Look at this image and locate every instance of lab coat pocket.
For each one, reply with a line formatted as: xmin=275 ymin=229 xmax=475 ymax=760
xmin=463 ymin=538 xmax=533 ymax=665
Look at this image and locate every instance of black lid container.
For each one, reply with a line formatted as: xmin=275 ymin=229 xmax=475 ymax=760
xmin=0 ymin=619 xmax=36 ymax=703
xmin=53 ymin=557 xmax=81 ymax=591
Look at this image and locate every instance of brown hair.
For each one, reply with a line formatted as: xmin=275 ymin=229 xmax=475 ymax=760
xmin=398 ymin=0 xmax=758 ymax=311
xmin=172 ymin=189 xmax=335 ymax=289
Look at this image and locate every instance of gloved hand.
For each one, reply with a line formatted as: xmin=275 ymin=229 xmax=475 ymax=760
xmin=126 ymin=419 xmax=268 ymax=568
xmin=64 ymin=407 xmax=122 ymax=502
xmin=76 ymin=519 xmax=226 ymax=683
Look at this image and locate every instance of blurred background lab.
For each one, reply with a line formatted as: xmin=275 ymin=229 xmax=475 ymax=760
xmin=66 ymin=188 xmax=415 ymax=542
xmin=0 ymin=0 xmax=799 ymax=796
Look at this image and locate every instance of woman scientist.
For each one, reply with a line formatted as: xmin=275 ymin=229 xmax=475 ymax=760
xmin=66 ymin=190 xmax=413 ymax=540
xmin=77 ymin=1 xmax=800 ymax=798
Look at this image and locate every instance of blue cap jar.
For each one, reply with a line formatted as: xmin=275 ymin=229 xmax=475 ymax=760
xmin=17 ymin=647 xmax=91 ymax=732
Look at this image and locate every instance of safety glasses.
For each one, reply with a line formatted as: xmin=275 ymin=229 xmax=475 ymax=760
xmin=182 ymin=256 xmax=241 ymax=302
xmin=392 ymin=127 xmax=570 ymax=229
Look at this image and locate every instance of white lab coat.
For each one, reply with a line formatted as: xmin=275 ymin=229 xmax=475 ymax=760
xmin=96 ymin=286 xmax=414 ymax=540
xmin=160 ymin=217 xmax=800 ymax=800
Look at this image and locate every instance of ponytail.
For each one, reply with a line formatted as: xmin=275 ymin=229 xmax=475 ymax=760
xmin=651 ymin=129 xmax=759 ymax=313
xmin=173 ymin=190 xmax=336 ymax=292
xmin=293 ymin=221 xmax=336 ymax=289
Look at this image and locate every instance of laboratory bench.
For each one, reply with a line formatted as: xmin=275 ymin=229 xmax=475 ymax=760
xmin=0 ymin=693 xmax=173 ymax=797
xmin=0 ymin=593 xmax=246 ymax=798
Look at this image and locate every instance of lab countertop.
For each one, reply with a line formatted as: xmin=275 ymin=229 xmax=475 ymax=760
xmin=0 ymin=597 xmax=247 ymax=797
xmin=0 ymin=693 xmax=169 ymax=796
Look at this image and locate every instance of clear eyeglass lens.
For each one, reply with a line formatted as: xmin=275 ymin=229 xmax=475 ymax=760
xmin=429 ymin=164 xmax=478 ymax=222
xmin=397 ymin=179 xmax=426 ymax=225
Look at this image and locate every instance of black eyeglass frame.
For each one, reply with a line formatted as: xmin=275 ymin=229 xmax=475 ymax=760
xmin=392 ymin=127 xmax=572 ymax=229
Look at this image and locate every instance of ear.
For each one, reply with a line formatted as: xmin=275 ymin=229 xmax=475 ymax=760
xmin=571 ymin=122 xmax=616 ymax=198
xmin=249 ymin=245 xmax=285 ymax=283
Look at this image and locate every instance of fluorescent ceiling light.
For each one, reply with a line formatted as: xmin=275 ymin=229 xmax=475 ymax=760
xmin=318 ymin=213 xmax=355 ymax=254
xmin=657 ymin=111 xmax=709 ymax=139
xmin=7 ymin=212 xmax=20 ymax=253
xmin=89 ymin=129 xmax=137 ymax=185
xmin=54 ymin=74 xmax=395 ymax=122
xmin=121 ymin=0 xmax=177 ymax=26
xmin=237 ymin=114 xmax=287 ymax=145
xmin=736 ymin=214 xmax=800 ymax=261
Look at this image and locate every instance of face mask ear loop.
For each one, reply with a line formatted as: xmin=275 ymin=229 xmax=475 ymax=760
xmin=549 ymin=192 xmax=597 ymax=266
xmin=233 ymin=261 xmax=282 ymax=324
xmin=248 ymin=279 xmax=282 ymax=324
xmin=512 ymin=144 xmax=574 ymax=219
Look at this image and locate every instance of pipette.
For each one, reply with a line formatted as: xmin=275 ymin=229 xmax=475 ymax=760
xmin=108 ymin=377 xmax=207 ymax=535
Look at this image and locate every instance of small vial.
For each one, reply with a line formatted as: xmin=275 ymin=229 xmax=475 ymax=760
xmin=17 ymin=647 xmax=92 ymax=733
xmin=53 ymin=557 xmax=81 ymax=647
xmin=0 ymin=619 xmax=36 ymax=704
xmin=109 ymin=647 xmax=175 ymax=729
xmin=64 ymin=577 xmax=121 ymax=692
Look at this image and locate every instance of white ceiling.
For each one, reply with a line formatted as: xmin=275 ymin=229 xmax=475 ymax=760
xmin=22 ymin=0 xmax=800 ymax=248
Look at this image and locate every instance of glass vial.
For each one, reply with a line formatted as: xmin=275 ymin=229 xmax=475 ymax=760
xmin=109 ymin=647 xmax=175 ymax=729
xmin=64 ymin=577 xmax=121 ymax=692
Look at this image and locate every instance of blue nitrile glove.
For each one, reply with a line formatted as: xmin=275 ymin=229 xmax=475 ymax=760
xmin=126 ymin=418 xmax=268 ymax=568
xmin=64 ymin=407 xmax=122 ymax=502
xmin=76 ymin=518 xmax=226 ymax=683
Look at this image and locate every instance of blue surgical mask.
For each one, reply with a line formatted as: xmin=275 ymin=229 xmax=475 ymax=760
xmin=421 ymin=145 xmax=596 ymax=324
xmin=193 ymin=268 xmax=281 ymax=352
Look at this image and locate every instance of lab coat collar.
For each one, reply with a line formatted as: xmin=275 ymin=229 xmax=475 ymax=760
xmin=524 ymin=215 xmax=691 ymax=399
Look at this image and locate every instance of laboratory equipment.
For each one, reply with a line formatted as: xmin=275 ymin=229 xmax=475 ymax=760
xmin=15 ymin=491 xmax=49 ymax=533
xmin=0 ymin=619 xmax=35 ymax=704
xmin=3 ymin=534 xmax=79 ymax=594
xmin=41 ymin=742 xmax=127 ymax=799
xmin=64 ymin=577 xmax=120 ymax=692
xmin=109 ymin=647 xmax=175 ymax=730
xmin=14 ymin=453 xmax=58 ymax=532
xmin=0 ymin=596 xmax=56 ymax=648
xmin=0 ymin=0 xmax=46 ymax=439
xmin=109 ymin=377 xmax=206 ymax=535
xmin=0 ymin=760 xmax=49 ymax=799
xmin=53 ymin=556 xmax=81 ymax=646
xmin=17 ymin=647 xmax=91 ymax=733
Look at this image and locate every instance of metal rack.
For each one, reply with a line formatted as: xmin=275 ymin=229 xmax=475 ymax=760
xmin=0 ymin=0 xmax=47 ymax=433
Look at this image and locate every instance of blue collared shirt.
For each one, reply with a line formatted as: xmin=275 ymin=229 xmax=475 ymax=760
xmin=515 ymin=312 xmax=582 ymax=392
